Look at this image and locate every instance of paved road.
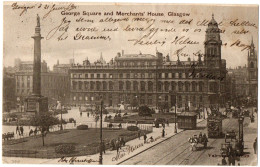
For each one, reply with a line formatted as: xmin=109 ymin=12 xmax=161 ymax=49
xmin=121 ymin=116 xmax=254 ymax=165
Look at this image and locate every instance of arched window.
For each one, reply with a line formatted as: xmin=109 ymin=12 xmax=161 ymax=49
xmin=199 ymin=82 xmax=204 ymax=92
xmin=171 ymin=82 xmax=176 ymax=91
xmin=141 ymin=81 xmax=145 ymax=91
xmin=178 ymin=82 xmax=183 ymax=91
xmin=119 ymin=81 xmax=124 ymax=90
xmin=164 ymin=82 xmax=169 ymax=91
xmin=133 ymin=81 xmax=138 ymax=91
xmin=109 ymin=81 xmax=114 ymax=90
xmin=103 ymin=82 xmax=107 ymax=90
xmin=158 ymin=82 xmax=162 ymax=92
xmin=192 ymin=82 xmax=197 ymax=92
xmin=126 ymin=81 xmax=131 ymax=90
xmin=251 ymin=62 xmax=254 ymax=68
xmin=185 ymin=82 xmax=190 ymax=92
xmin=148 ymin=81 xmax=153 ymax=91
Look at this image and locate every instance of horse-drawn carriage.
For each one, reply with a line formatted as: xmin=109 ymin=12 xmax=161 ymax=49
xmin=188 ymin=134 xmax=208 ymax=151
xmin=2 ymin=132 xmax=14 ymax=140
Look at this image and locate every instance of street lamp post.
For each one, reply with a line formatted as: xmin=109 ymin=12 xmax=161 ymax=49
xmin=99 ymin=98 xmax=103 ymax=165
xmin=174 ymin=93 xmax=177 ymax=133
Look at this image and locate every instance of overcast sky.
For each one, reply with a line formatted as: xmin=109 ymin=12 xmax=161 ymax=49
xmin=3 ymin=2 xmax=258 ymax=69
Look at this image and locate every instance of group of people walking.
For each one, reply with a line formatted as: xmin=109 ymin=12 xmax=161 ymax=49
xmin=15 ymin=125 xmax=24 ymax=136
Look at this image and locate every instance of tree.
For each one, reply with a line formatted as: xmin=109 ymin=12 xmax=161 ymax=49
xmin=138 ymin=106 xmax=153 ymax=118
xmin=30 ymin=112 xmax=59 ymax=146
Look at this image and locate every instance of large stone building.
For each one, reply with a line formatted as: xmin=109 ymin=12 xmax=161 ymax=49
xmin=15 ymin=61 xmax=70 ymax=106
xmin=69 ymin=15 xmax=227 ymax=109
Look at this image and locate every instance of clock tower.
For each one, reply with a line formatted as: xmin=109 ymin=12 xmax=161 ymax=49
xmin=247 ymin=38 xmax=258 ymax=99
xmin=204 ymin=14 xmax=222 ymax=68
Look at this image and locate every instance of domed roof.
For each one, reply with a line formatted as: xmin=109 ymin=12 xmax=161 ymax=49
xmin=208 ymin=14 xmax=218 ymax=26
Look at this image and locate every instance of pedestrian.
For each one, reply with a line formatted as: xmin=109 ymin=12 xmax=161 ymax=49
xmin=16 ymin=125 xmax=19 ymax=134
xmin=228 ymin=154 xmax=232 ymax=166
xmin=74 ymin=120 xmax=76 ymax=127
xmin=166 ymin=120 xmax=169 ymax=127
xmin=149 ymin=136 xmax=154 ymax=142
xmin=162 ymin=128 xmax=165 ymax=137
xmin=253 ymin=138 xmax=257 ymax=154
xmin=221 ymin=157 xmax=227 ymax=166
xmin=137 ymin=130 xmax=141 ymax=139
xmin=116 ymin=139 xmax=120 ymax=154
xmin=29 ymin=129 xmax=33 ymax=136
xmin=20 ymin=126 xmax=24 ymax=136
xmin=231 ymin=154 xmax=236 ymax=166
xmin=144 ymin=134 xmax=147 ymax=144
xmin=87 ymin=112 xmax=89 ymax=117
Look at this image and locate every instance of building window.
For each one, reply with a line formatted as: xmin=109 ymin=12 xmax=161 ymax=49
xmin=126 ymin=81 xmax=131 ymax=90
xmin=85 ymin=74 xmax=88 ymax=78
xmin=192 ymin=82 xmax=197 ymax=92
xmin=91 ymin=74 xmax=94 ymax=78
xmin=79 ymin=96 xmax=82 ymax=101
xmin=84 ymin=82 xmax=88 ymax=90
xmin=133 ymin=81 xmax=138 ymax=91
xmin=79 ymin=74 xmax=82 ymax=78
xmin=148 ymin=98 xmax=152 ymax=105
xmin=179 ymin=73 xmax=182 ymax=78
xmin=172 ymin=73 xmax=175 ymax=78
xmin=159 ymin=73 xmax=162 ymax=78
xmin=165 ymin=82 xmax=169 ymax=91
xmin=178 ymin=82 xmax=183 ymax=91
xmin=72 ymin=82 xmax=77 ymax=90
xmin=141 ymin=82 xmax=145 ymax=91
xmin=141 ymin=73 xmax=145 ymax=78
xmin=148 ymin=73 xmax=153 ymax=78
xmin=126 ymin=73 xmax=130 ymax=78
xmin=148 ymin=62 xmax=152 ymax=66
xmin=90 ymin=82 xmax=94 ymax=90
xmin=158 ymin=82 xmax=162 ymax=92
xmin=97 ymin=74 xmax=100 ymax=78
xmin=165 ymin=73 xmax=168 ymax=78
xmin=119 ymin=81 xmax=124 ymax=90
xmin=78 ymin=82 xmax=83 ymax=90
xmin=185 ymin=82 xmax=190 ymax=92
xmin=178 ymin=96 xmax=182 ymax=108
xmin=185 ymin=73 xmax=189 ymax=78
xmin=73 ymin=74 xmax=77 ymax=78
xmin=109 ymin=81 xmax=114 ymax=90
xmin=103 ymin=82 xmax=107 ymax=90
xmin=85 ymin=96 xmax=88 ymax=101
xmin=109 ymin=74 xmax=113 ymax=78
xmin=171 ymin=82 xmax=176 ymax=91
xmin=199 ymin=82 xmax=204 ymax=92
xmin=119 ymin=73 xmax=123 ymax=78
xmin=148 ymin=81 xmax=153 ymax=91
xmin=96 ymin=82 xmax=101 ymax=90
xmin=73 ymin=96 xmax=76 ymax=101
xmin=103 ymin=74 xmax=107 ymax=78
xmin=134 ymin=73 xmax=138 ymax=78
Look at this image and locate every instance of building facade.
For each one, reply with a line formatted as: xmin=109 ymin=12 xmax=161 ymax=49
xmin=69 ymin=15 xmax=227 ymax=109
xmin=15 ymin=61 xmax=70 ymax=106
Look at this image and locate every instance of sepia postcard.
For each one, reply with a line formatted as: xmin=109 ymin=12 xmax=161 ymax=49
xmin=2 ymin=2 xmax=258 ymax=165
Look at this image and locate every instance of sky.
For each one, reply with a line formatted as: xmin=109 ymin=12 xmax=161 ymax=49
xmin=3 ymin=2 xmax=259 ymax=69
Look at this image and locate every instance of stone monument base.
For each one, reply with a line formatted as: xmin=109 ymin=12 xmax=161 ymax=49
xmin=24 ymin=95 xmax=48 ymax=114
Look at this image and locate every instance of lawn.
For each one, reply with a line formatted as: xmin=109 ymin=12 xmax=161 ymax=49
xmin=2 ymin=128 xmax=149 ymax=158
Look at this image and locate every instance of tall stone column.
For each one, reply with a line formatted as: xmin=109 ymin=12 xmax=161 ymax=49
xmin=25 ymin=15 xmax=48 ymax=114
xmin=32 ymin=14 xmax=43 ymax=96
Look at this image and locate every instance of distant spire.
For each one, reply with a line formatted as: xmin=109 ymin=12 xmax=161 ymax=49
xmin=100 ymin=52 xmax=103 ymax=60
xmin=251 ymin=36 xmax=254 ymax=46
xmin=212 ymin=13 xmax=214 ymax=19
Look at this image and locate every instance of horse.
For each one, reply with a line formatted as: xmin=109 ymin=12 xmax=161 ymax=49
xmin=188 ymin=137 xmax=198 ymax=151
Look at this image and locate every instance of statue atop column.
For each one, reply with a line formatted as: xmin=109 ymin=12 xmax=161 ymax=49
xmin=37 ymin=14 xmax=40 ymax=27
